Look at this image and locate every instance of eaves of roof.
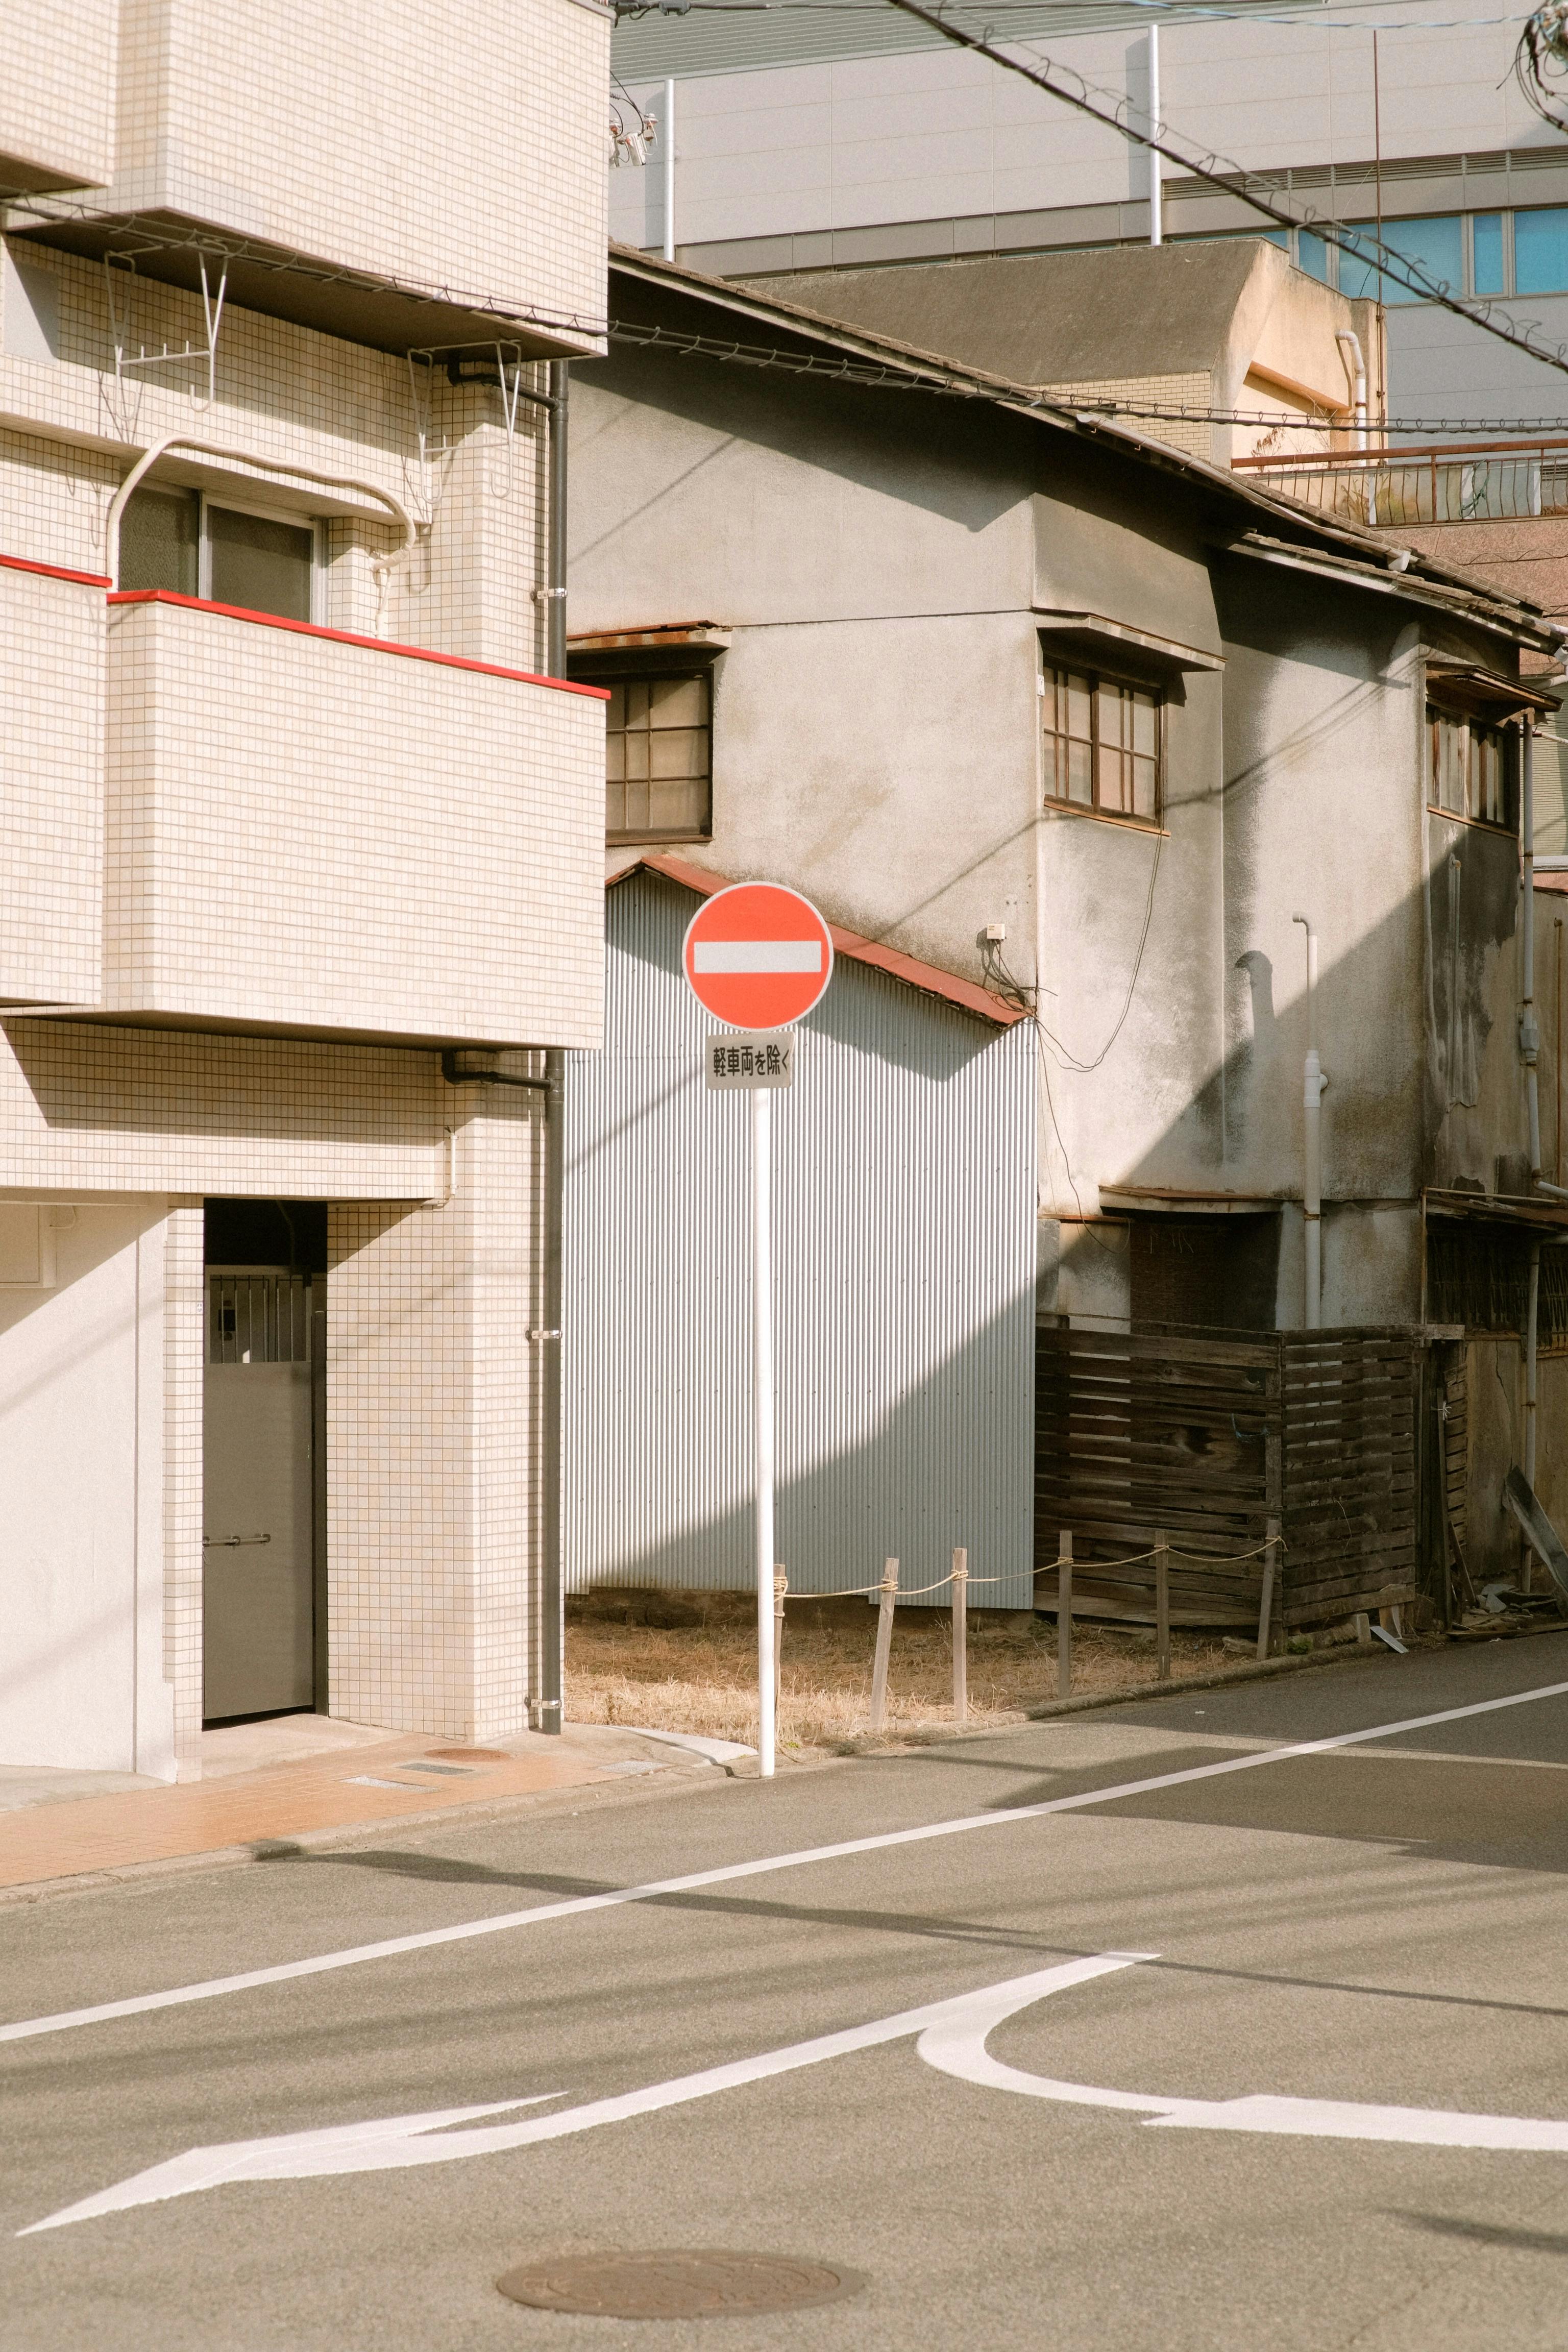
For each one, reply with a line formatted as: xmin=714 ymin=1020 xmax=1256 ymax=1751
xmin=607 ymin=245 xmax=1561 ymax=653
xmin=608 ymin=852 xmax=1029 ymax=1031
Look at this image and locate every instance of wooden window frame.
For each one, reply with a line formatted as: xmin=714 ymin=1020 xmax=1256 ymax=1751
xmin=1426 ymin=701 xmax=1514 ymax=834
xmin=602 ymin=666 xmax=714 ymax=847
xmin=1040 ymin=657 xmax=1165 ymax=829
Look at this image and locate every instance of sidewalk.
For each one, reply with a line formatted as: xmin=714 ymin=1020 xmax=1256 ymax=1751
xmin=0 ymin=1714 xmax=740 ymax=1901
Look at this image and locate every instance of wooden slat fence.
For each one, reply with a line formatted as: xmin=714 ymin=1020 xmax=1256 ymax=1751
xmin=1036 ymin=1322 xmax=1422 ymax=1631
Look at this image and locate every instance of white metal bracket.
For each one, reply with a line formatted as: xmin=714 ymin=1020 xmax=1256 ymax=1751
xmin=105 ymin=249 xmax=228 ymax=413
xmin=407 ymin=340 xmax=530 ymax=511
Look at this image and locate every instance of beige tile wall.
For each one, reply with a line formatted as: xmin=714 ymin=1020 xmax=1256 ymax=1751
xmin=0 ymin=250 xmax=562 ymax=667
xmin=1042 ymin=372 xmax=1214 ymax=464
xmin=96 ymin=0 xmax=607 ymax=346
xmin=326 ymin=1085 xmax=544 ymax=1739
xmin=0 ymin=0 xmax=115 ymax=192
xmin=161 ymin=1197 xmax=205 ymax=1775
xmin=0 ymin=1021 xmax=445 ymax=1197
xmin=103 ymin=596 xmax=604 ymax=1045
xmin=0 ymin=564 xmax=104 ymax=1004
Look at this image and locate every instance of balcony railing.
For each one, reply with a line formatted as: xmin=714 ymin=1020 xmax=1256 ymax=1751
xmin=1233 ymin=439 xmax=1568 ymax=529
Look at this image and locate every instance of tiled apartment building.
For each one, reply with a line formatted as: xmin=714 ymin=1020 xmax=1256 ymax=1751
xmin=0 ymin=0 xmax=610 ymax=1777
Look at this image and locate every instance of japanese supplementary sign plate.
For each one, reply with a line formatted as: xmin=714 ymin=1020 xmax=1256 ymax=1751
xmin=682 ymin=883 xmax=834 ymax=1030
xmin=705 ymin=1032 xmax=794 ymax=1091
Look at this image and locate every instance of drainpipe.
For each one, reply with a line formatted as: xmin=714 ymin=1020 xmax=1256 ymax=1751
xmin=1147 ymin=27 xmax=1162 ymax=249
xmin=1526 ymin=1239 xmax=1541 ymax=1498
xmin=537 ymin=371 xmax=569 ymax=1732
xmin=1334 ymin=330 xmax=1368 ymax=451
xmin=1293 ymin=913 xmax=1328 ymax=1328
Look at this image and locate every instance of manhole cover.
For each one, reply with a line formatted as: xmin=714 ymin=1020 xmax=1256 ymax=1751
xmin=423 ymin=1747 xmax=509 ymax=1763
xmin=494 ymin=2249 xmax=864 ymax=2320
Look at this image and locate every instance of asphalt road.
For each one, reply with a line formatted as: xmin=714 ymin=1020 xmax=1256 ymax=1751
xmin=6 ymin=1636 xmax=1568 ymax=2351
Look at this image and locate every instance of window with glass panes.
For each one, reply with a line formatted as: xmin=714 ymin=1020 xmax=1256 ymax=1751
xmin=605 ymin=672 xmax=712 ymax=840
xmin=1428 ymin=705 xmax=1509 ymax=828
xmin=1041 ymin=665 xmax=1161 ymax=822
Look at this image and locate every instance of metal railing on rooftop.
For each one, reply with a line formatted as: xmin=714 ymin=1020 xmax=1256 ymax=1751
xmin=1233 ymin=439 xmax=1568 ymax=528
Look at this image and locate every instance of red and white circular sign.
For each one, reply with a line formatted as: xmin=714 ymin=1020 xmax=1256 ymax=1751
xmin=682 ymin=881 xmax=835 ymax=1030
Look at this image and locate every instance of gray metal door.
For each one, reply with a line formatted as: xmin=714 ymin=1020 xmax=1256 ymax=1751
xmin=203 ymin=1269 xmax=315 ymax=1719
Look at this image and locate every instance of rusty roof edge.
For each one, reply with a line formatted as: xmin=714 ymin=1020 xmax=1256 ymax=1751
xmin=607 ymin=851 xmax=1030 ymax=1030
xmin=606 ymin=244 xmax=1558 ymax=647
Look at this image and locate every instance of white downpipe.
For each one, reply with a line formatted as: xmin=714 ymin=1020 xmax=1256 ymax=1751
xmin=663 ymin=78 xmax=676 ymax=263
xmin=1147 ymin=28 xmax=1162 ymax=248
xmin=1334 ymin=330 xmax=1368 ymax=450
xmin=105 ymin=435 xmax=416 ymax=592
xmin=1293 ymin=914 xmax=1328 ymax=1329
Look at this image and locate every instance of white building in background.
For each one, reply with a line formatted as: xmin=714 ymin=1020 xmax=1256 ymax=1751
xmin=607 ymin=0 xmax=1568 ymax=430
xmin=0 ymin=0 xmax=609 ymax=1777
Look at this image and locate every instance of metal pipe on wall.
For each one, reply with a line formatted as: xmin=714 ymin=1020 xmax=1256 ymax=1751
xmin=1147 ymin=28 xmax=1162 ymax=248
xmin=1526 ymin=1238 xmax=1541 ymax=1495
xmin=533 ymin=363 xmax=570 ymax=1733
xmin=663 ymin=77 xmax=676 ymax=263
xmin=1521 ymin=716 xmax=1544 ymax=1182
xmin=1293 ymin=913 xmax=1327 ymax=1328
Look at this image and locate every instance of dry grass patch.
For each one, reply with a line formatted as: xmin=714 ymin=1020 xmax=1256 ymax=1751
xmin=565 ymin=1603 xmax=1236 ymax=1755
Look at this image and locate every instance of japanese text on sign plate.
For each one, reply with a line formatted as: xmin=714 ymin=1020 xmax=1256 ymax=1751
xmin=705 ymin=1031 xmax=795 ymax=1090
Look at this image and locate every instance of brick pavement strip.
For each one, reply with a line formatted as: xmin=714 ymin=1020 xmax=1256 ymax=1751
xmin=0 ymin=1738 xmax=617 ymax=1894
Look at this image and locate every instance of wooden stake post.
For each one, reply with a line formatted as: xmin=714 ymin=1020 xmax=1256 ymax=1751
xmin=1155 ymin=1530 xmax=1171 ymax=1681
xmin=868 ymin=1558 xmax=898 ymax=1732
xmin=951 ymin=1547 xmax=968 ymax=1725
xmin=1256 ymin=1516 xmax=1280 ymax=1661
xmin=1058 ymin=1530 xmax=1073 ymax=1701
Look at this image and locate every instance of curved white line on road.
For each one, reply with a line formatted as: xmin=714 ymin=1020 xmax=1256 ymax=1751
xmin=19 ymin=1957 xmax=1144 ymax=2232
xmin=915 ymin=1972 xmax=1568 ymax=2151
xmin=5 ymin=1677 xmax=1567 ymax=2049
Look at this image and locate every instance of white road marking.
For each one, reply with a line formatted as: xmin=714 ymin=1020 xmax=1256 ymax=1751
xmin=30 ymin=1938 xmax=1568 ymax=2235
xmin=916 ymin=1972 xmax=1568 ymax=2150
xmin=4 ymin=1678 xmax=1566 ymax=2050
xmin=19 ymin=1958 xmax=1140 ymax=2233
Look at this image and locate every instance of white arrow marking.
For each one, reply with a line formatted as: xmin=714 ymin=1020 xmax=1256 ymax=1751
xmin=692 ymin=940 xmax=821 ymax=973
xmin=917 ymin=1973 xmax=1568 ymax=2151
xmin=19 ymin=1957 xmax=1141 ymax=2234
xmin=27 ymin=1944 xmax=1568 ymax=2236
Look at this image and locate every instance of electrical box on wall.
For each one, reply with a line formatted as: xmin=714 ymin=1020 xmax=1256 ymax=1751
xmin=0 ymin=1205 xmax=58 ymax=1288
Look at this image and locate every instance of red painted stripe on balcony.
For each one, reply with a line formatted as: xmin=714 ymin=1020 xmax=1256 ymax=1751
xmin=1 ymin=553 xmax=112 ymax=589
xmin=105 ymin=590 xmax=611 ymax=698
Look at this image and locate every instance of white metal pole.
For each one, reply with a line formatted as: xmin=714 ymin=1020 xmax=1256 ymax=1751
xmin=753 ymin=1084 xmax=775 ymax=1777
xmin=662 ymin=77 xmax=676 ymax=263
xmin=1147 ymin=27 xmax=1162 ymax=248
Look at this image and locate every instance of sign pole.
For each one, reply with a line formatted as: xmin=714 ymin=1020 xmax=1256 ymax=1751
xmin=753 ymin=1083 xmax=775 ymax=1778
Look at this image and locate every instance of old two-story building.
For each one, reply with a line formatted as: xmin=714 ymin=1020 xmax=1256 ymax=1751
xmin=0 ymin=0 xmax=609 ymax=1777
xmin=566 ymin=241 xmax=1567 ymax=1632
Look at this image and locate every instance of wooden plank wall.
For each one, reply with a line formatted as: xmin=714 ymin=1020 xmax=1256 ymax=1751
xmin=1035 ymin=1326 xmax=1277 ymax=1627
xmin=1037 ymin=1323 xmax=1424 ymax=1630
xmin=1278 ymin=1331 xmax=1419 ymax=1626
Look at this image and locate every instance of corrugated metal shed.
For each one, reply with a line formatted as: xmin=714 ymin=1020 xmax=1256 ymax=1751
xmin=563 ymin=867 xmax=1037 ymax=1607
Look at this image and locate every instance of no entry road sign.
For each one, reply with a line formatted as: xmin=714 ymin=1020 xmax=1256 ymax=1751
xmin=682 ymin=882 xmax=834 ymax=1031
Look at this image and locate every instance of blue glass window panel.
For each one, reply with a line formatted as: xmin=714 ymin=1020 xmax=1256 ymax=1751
xmin=1340 ymin=215 xmax=1462 ymax=304
xmin=1296 ymin=229 xmax=1331 ymax=282
xmin=1473 ymin=211 xmax=1505 ymax=295
xmin=1515 ymin=207 xmax=1568 ymax=293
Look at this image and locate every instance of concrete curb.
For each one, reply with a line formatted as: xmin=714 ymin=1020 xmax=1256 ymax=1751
xmin=1022 ymin=1641 xmax=1390 ymax=1721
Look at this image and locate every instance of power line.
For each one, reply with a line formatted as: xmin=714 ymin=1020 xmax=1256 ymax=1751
xmin=882 ymin=0 xmax=1568 ymax=389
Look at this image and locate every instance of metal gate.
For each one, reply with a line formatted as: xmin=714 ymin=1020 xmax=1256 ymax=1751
xmin=203 ymin=1269 xmax=317 ymax=1720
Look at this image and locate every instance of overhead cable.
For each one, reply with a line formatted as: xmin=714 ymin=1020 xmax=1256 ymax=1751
xmin=881 ymin=0 xmax=1568 ymax=387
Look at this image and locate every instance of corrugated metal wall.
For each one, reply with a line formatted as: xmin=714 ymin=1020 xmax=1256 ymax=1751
xmin=563 ymin=870 xmax=1038 ymax=1606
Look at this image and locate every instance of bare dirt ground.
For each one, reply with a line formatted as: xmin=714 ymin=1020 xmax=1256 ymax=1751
xmin=565 ymin=1601 xmax=1240 ymax=1756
